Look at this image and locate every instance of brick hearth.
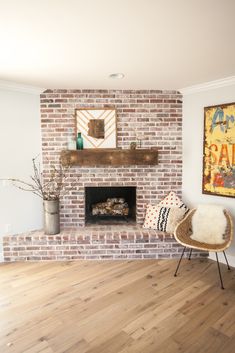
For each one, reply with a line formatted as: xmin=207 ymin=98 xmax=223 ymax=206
xmin=3 ymin=226 xmax=206 ymax=262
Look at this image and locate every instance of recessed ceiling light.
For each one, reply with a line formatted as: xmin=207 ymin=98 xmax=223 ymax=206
xmin=109 ymin=73 xmax=125 ymax=79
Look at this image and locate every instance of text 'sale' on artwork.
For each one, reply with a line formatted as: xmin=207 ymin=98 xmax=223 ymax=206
xmin=203 ymin=103 xmax=235 ymax=198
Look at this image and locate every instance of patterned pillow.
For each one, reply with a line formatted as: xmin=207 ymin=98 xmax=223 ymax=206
xmin=158 ymin=191 xmax=188 ymax=213
xmin=143 ymin=205 xmax=185 ymax=233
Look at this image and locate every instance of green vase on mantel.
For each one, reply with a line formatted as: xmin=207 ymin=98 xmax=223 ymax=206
xmin=76 ymin=132 xmax=84 ymax=150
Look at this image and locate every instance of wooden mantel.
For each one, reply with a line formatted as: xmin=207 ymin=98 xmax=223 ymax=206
xmin=61 ymin=148 xmax=158 ymax=166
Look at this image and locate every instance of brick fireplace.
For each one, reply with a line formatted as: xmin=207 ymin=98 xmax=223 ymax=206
xmin=41 ymin=89 xmax=183 ymax=228
xmin=2 ymin=89 xmax=207 ymax=261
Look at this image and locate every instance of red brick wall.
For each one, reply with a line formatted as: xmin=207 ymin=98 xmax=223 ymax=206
xmin=40 ymin=89 xmax=182 ymax=228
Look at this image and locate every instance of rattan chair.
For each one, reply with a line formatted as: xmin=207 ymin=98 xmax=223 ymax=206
xmin=174 ymin=208 xmax=233 ymax=289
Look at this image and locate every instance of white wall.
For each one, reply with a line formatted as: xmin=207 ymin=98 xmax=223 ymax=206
xmin=182 ymin=83 xmax=235 ymax=264
xmin=0 ymin=87 xmax=43 ymax=261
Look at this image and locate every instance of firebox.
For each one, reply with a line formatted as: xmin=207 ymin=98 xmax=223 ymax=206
xmin=85 ymin=186 xmax=136 ymax=224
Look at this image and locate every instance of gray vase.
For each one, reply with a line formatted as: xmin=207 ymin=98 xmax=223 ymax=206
xmin=43 ymin=199 xmax=60 ymax=235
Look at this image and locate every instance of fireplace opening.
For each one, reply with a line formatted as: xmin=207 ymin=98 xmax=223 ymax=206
xmin=85 ymin=186 xmax=136 ymax=225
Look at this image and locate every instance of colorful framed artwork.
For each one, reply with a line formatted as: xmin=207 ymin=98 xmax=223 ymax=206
xmin=202 ymin=102 xmax=235 ymax=198
xmin=75 ymin=108 xmax=117 ymax=148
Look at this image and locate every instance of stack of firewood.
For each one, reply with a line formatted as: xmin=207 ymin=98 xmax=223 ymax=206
xmin=92 ymin=198 xmax=129 ymax=216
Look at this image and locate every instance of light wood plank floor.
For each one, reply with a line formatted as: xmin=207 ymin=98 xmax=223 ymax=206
xmin=1 ymin=259 xmax=235 ymax=353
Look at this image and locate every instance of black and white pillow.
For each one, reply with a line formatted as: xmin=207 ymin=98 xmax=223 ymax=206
xmin=158 ymin=191 xmax=189 ymax=214
xmin=143 ymin=205 xmax=185 ymax=233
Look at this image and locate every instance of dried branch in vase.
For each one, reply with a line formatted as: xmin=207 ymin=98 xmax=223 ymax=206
xmin=1 ymin=155 xmax=79 ymax=201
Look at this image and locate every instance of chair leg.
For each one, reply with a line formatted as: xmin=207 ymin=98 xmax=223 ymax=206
xmin=215 ymin=252 xmax=225 ymax=290
xmin=223 ymin=251 xmax=231 ymax=271
xmin=174 ymin=246 xmax=186 ymax=277
xmin=188 ymin=248 xmax=193 ymax=260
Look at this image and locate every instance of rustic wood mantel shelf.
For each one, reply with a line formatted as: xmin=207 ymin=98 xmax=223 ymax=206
xmin=61 ymin=148 xmax=158 ymax=166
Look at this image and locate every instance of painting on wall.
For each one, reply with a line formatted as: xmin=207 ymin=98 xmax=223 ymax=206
xmin=202 ymin=102 xmax=235 ymax=198
xmin=75 ymin=108 xmax=117 ymax=148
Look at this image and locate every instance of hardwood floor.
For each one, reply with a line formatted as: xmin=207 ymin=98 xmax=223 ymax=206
xmin=0 ymin=258 xmax=235 ymax=353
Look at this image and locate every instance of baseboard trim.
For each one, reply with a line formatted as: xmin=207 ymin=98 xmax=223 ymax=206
xmin=209 ymin=252 xmax=235 ymax=268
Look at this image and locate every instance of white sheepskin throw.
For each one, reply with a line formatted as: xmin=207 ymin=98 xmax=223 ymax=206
xmin=191 ymin=204 xmax=227 ymax=244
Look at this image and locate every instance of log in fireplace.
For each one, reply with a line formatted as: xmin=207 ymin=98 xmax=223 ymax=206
xmin=85 ymin=187 xmax=136 ymax=224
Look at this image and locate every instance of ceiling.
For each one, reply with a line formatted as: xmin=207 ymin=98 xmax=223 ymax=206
xmin=0 ymin=0 xmax=235 ymax=90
